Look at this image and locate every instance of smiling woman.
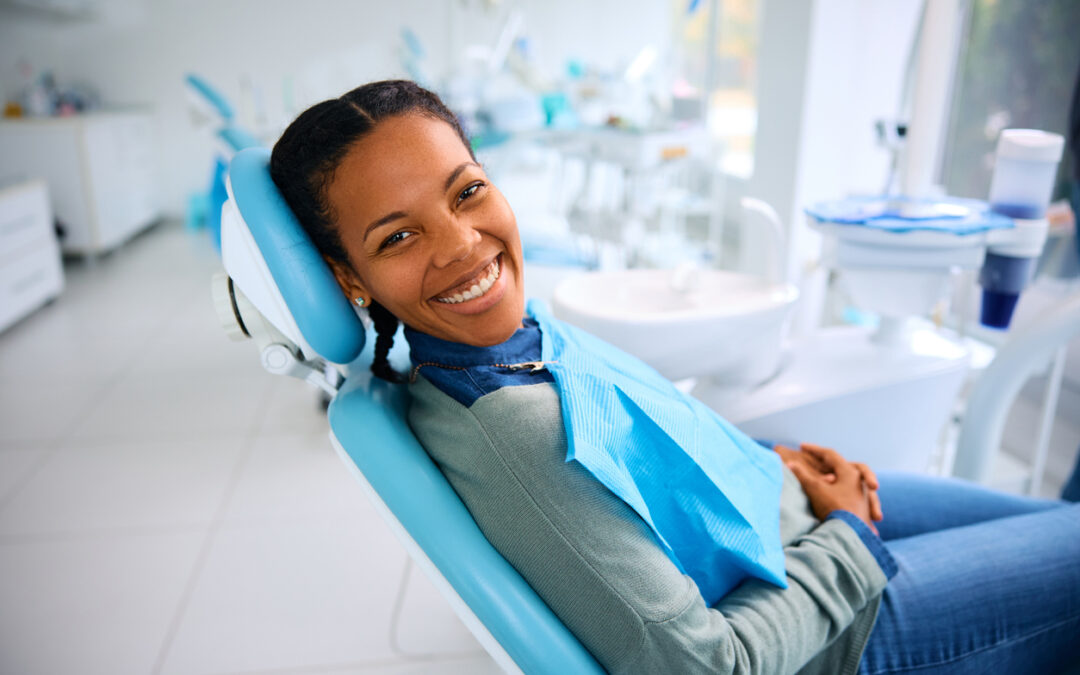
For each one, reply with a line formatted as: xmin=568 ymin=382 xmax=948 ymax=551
xmin=269 ymin=81 xmax=525 ymax=383
xmin=267 ymin=81 xmax=1080 ymax=675
xmin=323 ymin=113 xmax=524 ymax=343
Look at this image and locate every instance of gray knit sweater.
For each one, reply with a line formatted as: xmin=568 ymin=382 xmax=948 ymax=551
xmin=407 ymin=375 xmax=890 ymax=674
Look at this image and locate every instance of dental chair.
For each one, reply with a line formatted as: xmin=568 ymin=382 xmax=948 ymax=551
xmin=211 ymin=147 xmax=605 ymax=675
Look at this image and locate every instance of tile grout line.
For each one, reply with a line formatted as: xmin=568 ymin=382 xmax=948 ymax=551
xmin=192 ymin=650 xmax=494 ymax=675
xmin=0 ymin=522 xmax=213 ymax=545
xmin=0 ymin=440 xmax=64 ymax=513
xmin=149 ymin=372 xmax=279 ymax=675
xmin=0 ymin=261 xmax=209 ymax=515
xmin=0 ymin=368 xmax=131 ymax=513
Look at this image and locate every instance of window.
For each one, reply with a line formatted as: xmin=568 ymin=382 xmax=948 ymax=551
xmin=942 ymin=0 xmax=1080 ymax=202
xmin=670 ymin=0 xmax=760 ymax=179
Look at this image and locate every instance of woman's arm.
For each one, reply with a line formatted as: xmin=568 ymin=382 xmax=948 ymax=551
xmin=632 ymin=512 xmax=892 ymax=674
xmin=409 ymin=377 xmax=894 ymax=675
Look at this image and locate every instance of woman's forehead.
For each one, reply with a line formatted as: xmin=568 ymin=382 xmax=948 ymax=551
xmin=347 ymin=115 xmax=470 ymax=176
xmin=329 ymin=115 xmax=473 ymax=218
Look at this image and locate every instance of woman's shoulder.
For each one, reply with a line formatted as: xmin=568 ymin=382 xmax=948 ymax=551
xmin=407 ymin=373 xmax=564 ymax=462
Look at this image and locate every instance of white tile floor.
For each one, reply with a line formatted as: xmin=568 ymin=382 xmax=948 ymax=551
xmin=0 ymin=222 xmax=500 ymax=675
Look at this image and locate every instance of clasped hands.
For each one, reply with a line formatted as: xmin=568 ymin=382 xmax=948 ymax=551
xmin=774 ymin=443 xmax=883 ymax=534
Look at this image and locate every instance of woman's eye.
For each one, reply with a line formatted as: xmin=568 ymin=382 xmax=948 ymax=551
xmin=379 ymin=231 xmax=412 ymax=250
xmin=457 ymin=182 xmax=484 ymax=204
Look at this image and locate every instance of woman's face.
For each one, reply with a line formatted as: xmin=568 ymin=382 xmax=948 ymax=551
xmin=324 ymin=113 xmax=525 ymax=346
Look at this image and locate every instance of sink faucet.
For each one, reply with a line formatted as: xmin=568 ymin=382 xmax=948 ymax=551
xmin=740 ymin=197 xmax=788 ymax=285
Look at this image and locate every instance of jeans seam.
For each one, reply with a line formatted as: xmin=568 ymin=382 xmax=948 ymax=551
xmin=863 ymin=612 xmax=1080 ymax=674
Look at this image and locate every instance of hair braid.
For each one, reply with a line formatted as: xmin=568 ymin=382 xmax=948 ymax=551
xmin=367 ymin=300 xmax=404 ymax=383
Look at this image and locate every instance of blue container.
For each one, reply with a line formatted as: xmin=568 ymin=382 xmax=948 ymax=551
xmin=980 ymin=290 xmax=1020 ymax=329
xmin=978 ymin=252 xmax=1035 ymax=329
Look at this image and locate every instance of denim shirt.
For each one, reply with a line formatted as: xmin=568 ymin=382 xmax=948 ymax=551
xmin=404 ymin=317 xmax=554 ymax=407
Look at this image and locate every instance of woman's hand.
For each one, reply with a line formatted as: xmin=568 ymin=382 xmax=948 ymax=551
xmin=775 ymin=443 xmax=836 ymax=482
xmin=777 ymin=443 xmax=883 ymax=533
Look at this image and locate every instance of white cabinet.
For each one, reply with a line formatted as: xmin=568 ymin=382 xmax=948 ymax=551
xmin=0 ymin=111 xmax=161 ymax=256
xmin=0 ymin=179 xmax=64 ymax=332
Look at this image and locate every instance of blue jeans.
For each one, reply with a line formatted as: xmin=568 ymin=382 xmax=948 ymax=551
xmin=1063 ymin=444 xmax=1080 ymax=502
xmin=858 ymin=473 xmax=1080 ymax=675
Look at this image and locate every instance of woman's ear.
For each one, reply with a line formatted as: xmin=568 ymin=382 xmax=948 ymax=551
xmin=324 ymin=257 xmax=369 ymax=305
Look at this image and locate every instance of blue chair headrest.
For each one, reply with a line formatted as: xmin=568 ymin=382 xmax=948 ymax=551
xmin=227 ymin=147 xmax=366 ymax=363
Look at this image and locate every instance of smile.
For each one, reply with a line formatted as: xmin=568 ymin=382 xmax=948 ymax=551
xmin=435 ymin=256 xmax=501 ymax=304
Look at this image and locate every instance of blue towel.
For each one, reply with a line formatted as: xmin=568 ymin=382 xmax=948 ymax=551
xmin=530 ymin=300 xmax=787 ymax=604
xmin=805 ymin=195 xmax=1013 ymax=235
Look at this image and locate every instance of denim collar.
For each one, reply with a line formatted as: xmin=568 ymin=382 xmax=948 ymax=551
xmin=404 ymin=317 xmax=542 ymax=368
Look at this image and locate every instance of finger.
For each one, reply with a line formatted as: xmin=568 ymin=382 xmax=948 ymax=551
xmin=774 ymin=446 xmax=797 ymax=463
xmin=800 ymin=442 xmax=842 ymax=466
xmin=853 ymin=462 xmax=879 ymax=490
xmin=798 ymin=442 xmax=827 ymax=461
xmin=786 ymin=460 xmax=820 ymax=485
xmin=796 ymin=444 xmax=831 ymax=473
xmin=869 ymin=521 xmax=879 ymax=536
xmin=823 ymin=472 xmax=837 ymax=483
xmin=868 ymin=490 xmax=884 ymax=522
xmin=799 ymin=442 xmax=835 ymax=456
xmin=802 ymin=444 xmax=855 ymax=477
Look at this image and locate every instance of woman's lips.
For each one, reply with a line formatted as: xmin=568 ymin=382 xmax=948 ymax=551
xmin=435 ymin=256 xmax=500 ymax=303
xmin=430 ymin=253 xmax=508 ymax=315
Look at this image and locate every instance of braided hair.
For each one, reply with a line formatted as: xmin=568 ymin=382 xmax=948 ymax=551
xmin=269 ymin=80 xmax=474 ymax=382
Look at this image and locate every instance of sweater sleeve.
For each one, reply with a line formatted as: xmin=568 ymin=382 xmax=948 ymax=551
xmin=407 ymin=378 xmax=890 ymax=675
xmin=631 ymin=517 xmax=889 ymax=675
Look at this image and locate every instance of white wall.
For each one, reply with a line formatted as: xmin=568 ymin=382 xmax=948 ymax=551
xmin=1 ymin=0 xmax=669 ymax=218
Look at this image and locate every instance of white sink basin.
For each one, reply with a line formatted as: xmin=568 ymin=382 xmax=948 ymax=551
xmin=551 ymin=268 xmax=799 ymax=384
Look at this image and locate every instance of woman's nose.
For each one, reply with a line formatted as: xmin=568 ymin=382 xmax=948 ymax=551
xmin=431 ymin=218 xmax=482 ymax=268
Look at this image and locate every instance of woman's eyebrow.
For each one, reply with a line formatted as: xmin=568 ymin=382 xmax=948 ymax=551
xmin=362 ymin=162 xmax=480 ymax=242
xmin=363 ymin=211 xmax=407 ymax=242
xmin=444 ymin=161 xmax=480 ymax=192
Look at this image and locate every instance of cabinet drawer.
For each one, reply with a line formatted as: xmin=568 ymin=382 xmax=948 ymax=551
xmin=0 ymin=238 xmax=64 ymax=332
xmin=0 ymin=179 xmax=55 ymax=255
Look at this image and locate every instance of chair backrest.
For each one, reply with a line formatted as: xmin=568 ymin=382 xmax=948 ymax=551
xmin=222 ymin=147 xmax=605 ymax=675
xmin=222 ymin=149 xmax=366 ymax=364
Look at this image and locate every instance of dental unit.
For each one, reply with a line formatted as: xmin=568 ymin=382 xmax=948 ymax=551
xmin=185 ymin=73 xmax=261 ymax=251
xmin=807 ymin=128 xmax=1065 ymax=338
xmin=547 ymin=127 xmax=1069 ymax=482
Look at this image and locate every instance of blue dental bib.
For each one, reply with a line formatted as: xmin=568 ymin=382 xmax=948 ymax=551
xmin=530 ymin=300 xmax=787 ymax=604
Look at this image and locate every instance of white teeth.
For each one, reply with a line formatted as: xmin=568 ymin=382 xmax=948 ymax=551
xmin=436 ymin=258 xmax=502 ymax=304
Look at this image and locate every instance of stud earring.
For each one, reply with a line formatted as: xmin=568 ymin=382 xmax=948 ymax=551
xmin=355 ymin=297 xmax=365 ymax=307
